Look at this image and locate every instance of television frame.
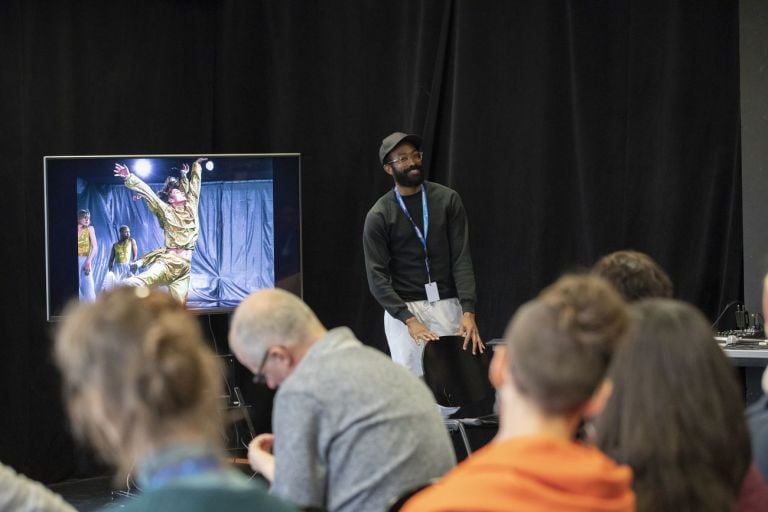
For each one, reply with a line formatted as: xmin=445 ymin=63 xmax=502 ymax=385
xmin=44 ymin=153 xmax=302 ymax=320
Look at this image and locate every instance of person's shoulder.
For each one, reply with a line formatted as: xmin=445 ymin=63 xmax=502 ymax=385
xmin=341 ymin=343 xmax=434 ymax=392
xmin=368 ymin=189 xmax=397 ymax=211
xmin=365 ymin=191 xmax=398 ymax=226
xmin=294 ymin=330 xmax=394 ymax=380
xmin=747 ymin=395 xmax=768 ymax=414
xmin=400 ymin=449 xmax=501 ymax=512
xmin=106 ymin=485 xmax=297 ymax=512
xmin=426 ymin=181 xmax=461 ymax=200
xmin=425 ymin=180 xmax=455 ymax=192
xmin=748 ymin=396 xmax=768 ymax=428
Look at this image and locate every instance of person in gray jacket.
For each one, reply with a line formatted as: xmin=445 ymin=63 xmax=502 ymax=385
xmin=230 ymin=289 xmax=456 ymax=512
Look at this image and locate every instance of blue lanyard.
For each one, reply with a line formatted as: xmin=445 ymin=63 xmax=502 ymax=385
xmin=394 ymin=184 xmax=432 ymax=282
xmin=142 ymin=455 xmax=221 ymax=490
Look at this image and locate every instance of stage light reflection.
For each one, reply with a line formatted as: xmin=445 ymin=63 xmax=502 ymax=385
xmin=134 ymin=159 xmax=152 ymax=178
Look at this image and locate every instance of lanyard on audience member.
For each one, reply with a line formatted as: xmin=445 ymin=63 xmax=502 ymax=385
xmin=393 ymin=184 xmax=432 ymax=283
xmin=141 ymin=454 xmax=221 ymax=490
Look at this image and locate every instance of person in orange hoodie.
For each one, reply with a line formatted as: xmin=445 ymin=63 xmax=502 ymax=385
xmin=403 ymin=274 xmax=636 ymax=512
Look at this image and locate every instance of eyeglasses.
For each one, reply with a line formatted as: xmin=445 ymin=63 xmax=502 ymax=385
xmin=386 ymin=151 xmax=423 ymax=167
xmin=251 ymin=346 xmax=284 ymax=385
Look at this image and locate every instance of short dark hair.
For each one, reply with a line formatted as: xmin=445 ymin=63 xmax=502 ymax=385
xmin=504 ymin=274 xmax=629 ymax=415
xmin=119 ymin=225 xmax=129 ymax=232
xmin=595 ymin=299 xmax=750 ymax=512
xmin=592 ymin=250 xmax=673 ymax=301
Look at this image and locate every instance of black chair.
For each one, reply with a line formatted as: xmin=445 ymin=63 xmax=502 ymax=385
xmin=422 ymin=335 xmax=498 ymax=456
xmin=218 ymin=354 xmax=257 ymax=452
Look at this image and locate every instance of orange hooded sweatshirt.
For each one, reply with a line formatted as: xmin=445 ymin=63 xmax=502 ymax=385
xmin=402 ymin=435 xmax=635 ymax=512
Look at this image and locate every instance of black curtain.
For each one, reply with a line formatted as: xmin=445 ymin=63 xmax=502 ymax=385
xmin=0 ymin=0 xmax=741 ymax=482
xmin=426 ymin=1 xmax=741 ymax=338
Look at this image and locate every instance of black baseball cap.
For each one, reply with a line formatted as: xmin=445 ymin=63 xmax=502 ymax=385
xmin=379 ymin=132 xmax=423 ymax=165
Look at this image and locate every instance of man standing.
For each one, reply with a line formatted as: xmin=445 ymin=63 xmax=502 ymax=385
xmin=108 ymin=225 xmax=138 ymax=282
xmin=230 ymin=289 xmax=455 ymax=512
xmin=77 ymin=209 xmax=97 ymax=302
xmin=363 ymin=132 xmax=483 ymax=380
xmin=112 ymin=158 xmax=206 ymax=303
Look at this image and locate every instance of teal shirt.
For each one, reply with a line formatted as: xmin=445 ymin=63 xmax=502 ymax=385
xmin=101 ymin=443 xmax=298 ymax=512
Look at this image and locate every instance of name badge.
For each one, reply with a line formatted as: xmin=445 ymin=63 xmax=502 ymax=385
xmin=425 ymin=282 xmax=440 ymax=303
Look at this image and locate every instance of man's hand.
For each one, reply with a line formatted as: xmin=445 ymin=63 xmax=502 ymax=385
xmin=113 ymin=163 xmax=130 ymax=178
xmin=406 ymin=317 xmax=439 ymax=345
xmin=195 ymin=157 xmax=208 ymax=165
xmin=457 ymin=312 xmax=484 ymax=355
xmin=248 ymin=433 xmax=276 ymax=482
xmin=82 ymin=260 xmax=92 ymax=275
xmin=181 ymin=163 xmax=190 ymax=177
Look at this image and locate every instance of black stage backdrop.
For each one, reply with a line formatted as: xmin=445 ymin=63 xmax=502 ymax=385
xmin=0 ymin=1 xmax=741 ymax=482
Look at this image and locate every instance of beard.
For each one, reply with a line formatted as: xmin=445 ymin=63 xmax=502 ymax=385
xmin=392 ymin=165 xmax=424 ymax=188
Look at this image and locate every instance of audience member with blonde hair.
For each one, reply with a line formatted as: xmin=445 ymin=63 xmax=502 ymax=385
xmin=403 ymin=275 xmax=635 ymax=512
xmin=595 ymin=299 xmax=755 ymax=512
xmin=54 ymin=287 xmax=297 ymax=511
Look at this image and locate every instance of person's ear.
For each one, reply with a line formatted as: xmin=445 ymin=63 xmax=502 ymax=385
xmin=488 ymin=347 xmax=508 ymax=390
xmin=583 ymin=379 xmax=613 ymax=417
xmin=271 ymin=346 xmax=291 ymax=363
xmin=383 ymin=163 xmax=394 ymax=177
xmin=272 ymin=346 xmax=299 ymax=374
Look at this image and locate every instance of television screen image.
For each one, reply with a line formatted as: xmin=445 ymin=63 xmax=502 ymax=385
xmin=45 ymin=154 xmax=301 ymax=320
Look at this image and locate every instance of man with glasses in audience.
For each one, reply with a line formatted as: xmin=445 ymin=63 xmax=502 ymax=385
xmin=229 ymin=289 xmax=455 ymax=512
xmin=363 ymin=132 xmax=483 ymax=395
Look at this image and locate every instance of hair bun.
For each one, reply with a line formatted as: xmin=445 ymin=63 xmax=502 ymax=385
xmin=137 ymin=323 xmax=201 ymax=415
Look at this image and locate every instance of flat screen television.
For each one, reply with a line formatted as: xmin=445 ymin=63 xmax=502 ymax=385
xmin=44 ymin=154 xmax=301 ymax=320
